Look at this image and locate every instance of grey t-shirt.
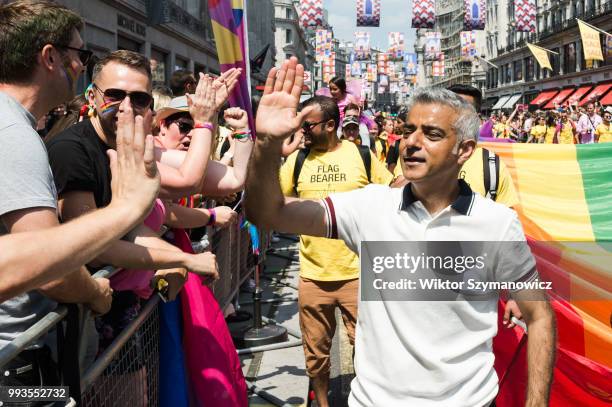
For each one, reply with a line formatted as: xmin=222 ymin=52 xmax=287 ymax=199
xmin=0 ymin=91 xmax=58 ymax=349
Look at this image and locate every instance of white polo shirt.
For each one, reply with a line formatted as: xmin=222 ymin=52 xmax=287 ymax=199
xmin=321 ymin=180 xmax=538 ymax=407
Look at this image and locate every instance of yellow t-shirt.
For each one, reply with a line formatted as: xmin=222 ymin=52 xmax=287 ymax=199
xmin=530 ymin=125 xmax=546 ymax=143
xmin=393 ymin=147 xmax=519 ymax=208
xmin=374 ymin=138 xmax=387 ymax=162
xmin=595 ymin=123 xmax=612 ymax=143
xmin=280 ymin=140 xmax=394 ymax=281
xmin=494 ymin=123 xmax=511 ymax=139
xmin=543 ymin=126 xmax=556 ymax=144
xmin=557 ymin=122 xmax=575 ymax=144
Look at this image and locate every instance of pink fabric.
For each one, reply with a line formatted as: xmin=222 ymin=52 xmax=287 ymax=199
xmin=174 ymin=228 xmax=248 ymax=407
xmin=109 ymin=199 xmax=166 ymax=298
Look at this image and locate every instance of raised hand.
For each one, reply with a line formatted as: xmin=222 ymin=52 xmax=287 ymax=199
xmin=186 ymin=73 xmax=216 ymax=124
xmin=213 ymin=68 xmax=242 ymax=111
xmin=256 ymin=57 xmax=313 ymax=140
xmin=224 ymin=107 xmax=249 ymax=131
xmin=108 ymin=96 xmax=160 ymax=219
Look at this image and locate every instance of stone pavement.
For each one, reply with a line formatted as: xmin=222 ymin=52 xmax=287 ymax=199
xmin=227 ymin=234 xmax=355 ymax=407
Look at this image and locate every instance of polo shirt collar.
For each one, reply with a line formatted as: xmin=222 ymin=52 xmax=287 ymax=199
xmin=400 ymin=179 xmax=474 ymax=216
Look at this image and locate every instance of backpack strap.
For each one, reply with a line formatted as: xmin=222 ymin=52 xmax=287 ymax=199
xmin=293 ymin=148 xmax=310 ymax=196
xmin=357 ymin=144 xmax=372 ymax=183
xmin=482 ymin=148 xmax=500 ymax=201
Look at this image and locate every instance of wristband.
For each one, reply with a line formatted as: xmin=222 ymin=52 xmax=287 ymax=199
xmin=194 ymin=122 xmax=214 ymax=131
xmin=232 ymin=130 xmax=252 ymax=140
xmin=206 ymin=208 xmax=216 ymax=226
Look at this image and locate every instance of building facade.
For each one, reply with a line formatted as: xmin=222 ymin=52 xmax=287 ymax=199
xmin=484 ymin=0 xmax=612 ymax=110
xmin=273 ymin=0 xmax=314 ymax=71
xmin=248 ymin=0 xmax=276 ymax=86
xmin=56 ymin=0 xmax=219 ymax=91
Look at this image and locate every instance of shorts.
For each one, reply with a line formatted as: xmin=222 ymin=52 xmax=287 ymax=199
xmin=298 ymin=277 xmax=358 ymax=378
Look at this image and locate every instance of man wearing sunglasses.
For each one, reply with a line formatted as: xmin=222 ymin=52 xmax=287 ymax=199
xmin=0 ymin=0 xmax=160 ymax=390
xmin=48 ymin=50 xmax=220 ymax=301
xmin=275 ymin=95 xmax=393 ymax=407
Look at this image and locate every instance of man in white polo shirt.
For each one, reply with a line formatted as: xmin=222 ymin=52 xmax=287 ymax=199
xmin=246 ymin=57 xmax=555 ymax=406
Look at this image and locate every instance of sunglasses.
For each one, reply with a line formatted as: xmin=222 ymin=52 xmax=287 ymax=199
xmin=168 ymin=119 xmax=194 ymax=134
xmin=93 ymin=84 xmax=152 ymax=110
xmin=302 ymin=120 xmax=327 ymax=132
xmin=57 ymin=45 xmax=93 ymax=65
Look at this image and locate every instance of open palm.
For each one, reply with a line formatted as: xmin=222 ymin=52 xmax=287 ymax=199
xmin=256 ymin=58 xmax=311 ymax=140
xmin=213 ymin=68 xmax=242 ymax=111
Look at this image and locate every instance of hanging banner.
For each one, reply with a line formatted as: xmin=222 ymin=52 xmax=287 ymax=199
xmin=527 ymin=43 xmax=553 ymax=70
xmin=388 ymin=32 xmax=405 ymax=61
xmin=412 ymin=0 xmax=435 ymax=29
xmin=351 ymin=60 xmax=363 ymax=77
xmin=432 ymin=54 xmax=445 ymax=77
xmin=460 ymin=31 xmax=477 ymax=61
xmin=464 ymin=0 xmax=486 ymax=30
xmin=208 ymin=0 xmax=254 ymax=134
xmin=404 ymin=53 xmax=418 ymax=75
xmin=315 ymin=29 xmax=332 ymax=62
xmin=425 ymin=32 xmax=442 ymax=60
xmin=367 ymin=63 xmax=377 ymax=82
xmin=299 ymin=0 xmax=323 ymax=28
xmin=355 ymin=31 xmax=371 ymax=60
xmin=515 ymin=0 xmax=536 ymax=33
xmin=377 ymin=52 xmax=388 ymax=74
xmin=322 ymin=52 xmax=336 ymax=83
xmin=577 ymin=20 xmax=604 ymax=61
xmin=356 ymin=0 xmax=381 ymax=27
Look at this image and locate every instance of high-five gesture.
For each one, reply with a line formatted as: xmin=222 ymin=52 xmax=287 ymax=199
xmin=213 ymin=68 xmax=242 ymax=111
xmin=186 ymin=73 xmax=216 ymax=124
xmin=256 ymin=57 xmax=313 ymax=140
xmin=108 ymin=97 xmax=160 ymax=219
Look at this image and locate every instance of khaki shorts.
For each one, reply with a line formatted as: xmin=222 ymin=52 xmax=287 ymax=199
xmin=298 ymin=277 xmax=358 ymax=378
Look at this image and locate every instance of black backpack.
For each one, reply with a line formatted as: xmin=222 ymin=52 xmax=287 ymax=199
xmin=482 ymin=148 xmax=500 ymax=201
xmin=292 ymin=144 xmax=372 ymax=196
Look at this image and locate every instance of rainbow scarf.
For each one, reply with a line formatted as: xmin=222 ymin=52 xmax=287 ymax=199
xmin=208 ymin=0 xmax=255 ymax=135
xmin=482 ymin=142 xmax=612 ymax=405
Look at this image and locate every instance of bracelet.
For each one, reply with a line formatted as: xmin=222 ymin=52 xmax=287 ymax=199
xmin=194 ymin=122 xmax=214 ymax=131
xmin=206 ymin=208 xmax=216 ymax=226
xmin=232 ymin=130 xmax=252 ymax=140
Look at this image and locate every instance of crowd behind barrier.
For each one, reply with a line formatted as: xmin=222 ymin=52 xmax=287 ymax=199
xmin=0 ymin=199 xmax=270 ymax=405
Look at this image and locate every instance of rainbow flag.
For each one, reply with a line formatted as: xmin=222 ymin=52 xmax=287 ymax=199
xmin=208 ymin=0 xmax=254 ymax=134
xmin=481 ymin=142 xmax=612 ymax=405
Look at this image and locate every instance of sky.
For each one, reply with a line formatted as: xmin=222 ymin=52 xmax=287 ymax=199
xmin=324 ymin=0 xmax=417 ymax=52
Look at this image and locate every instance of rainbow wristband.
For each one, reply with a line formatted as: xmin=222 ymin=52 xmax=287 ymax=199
xmin=194 ymin=122 xmax=214 ymax=131
xmin=206 ymin=208 xmax=216 ymax=226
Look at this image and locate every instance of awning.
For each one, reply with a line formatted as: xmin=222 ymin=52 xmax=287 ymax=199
xmin=601 ymin=90 xmax=612 ymax=106
xmin=502 ymin=94 xmax=522 ymax=109
xmin=492 ymin=95 xmax=511 ymax=110
xmin=579 ymin=83 xmax=612 ymax=106
xmin=566 ymin=85 xmax=592 ymax=106
xmin=544 ymin=88 xmax=575 ymax=109
xmin=530 ymin=90 xmax=559 ymax=106
xmin=481 ymin=97 xmax=498 ymax=110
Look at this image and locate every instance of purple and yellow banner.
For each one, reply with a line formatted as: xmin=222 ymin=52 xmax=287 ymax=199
xmin=208 ymin=0 xmax=254 ymax=134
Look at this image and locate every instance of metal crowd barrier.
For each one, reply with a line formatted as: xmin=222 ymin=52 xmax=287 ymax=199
xmin=0 ymin=217 xmax=270 ymax=406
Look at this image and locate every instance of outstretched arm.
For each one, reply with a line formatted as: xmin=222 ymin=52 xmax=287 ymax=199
xmin=244 ymin=57 xmax=327 ymax=237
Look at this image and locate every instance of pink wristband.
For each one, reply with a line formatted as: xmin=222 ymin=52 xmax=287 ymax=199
xmin=194 ymin=122 xmax=214 ymax=131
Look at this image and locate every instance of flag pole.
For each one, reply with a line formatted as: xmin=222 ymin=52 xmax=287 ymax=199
xmin=577 ymin=19 xmax=612 ymax=37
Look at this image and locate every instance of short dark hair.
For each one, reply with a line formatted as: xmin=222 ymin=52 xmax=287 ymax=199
xmin=329 ymin=76 xmax=346 ymax=94
xmin=343 ymin=103 xmax=360 ymax=114
xmin=170 ymin=69 xmax=195 ymax=96
xmin=447 ymin=84 xmax=483 ymax=112
xmin=0 ymin=0 xmax=83 ymax=84
xmin=92 ymin=50 xmax=152 ymax=84
xmin=299 ymin=96 xmax=340 ymax=131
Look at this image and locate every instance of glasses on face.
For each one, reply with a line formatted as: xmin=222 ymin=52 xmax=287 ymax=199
xmin=302 ymin=120 xmax=326 ymax=133
xmin=93 ymin=84 xmax=153 ymax=110
xmin=169 ymin=119 xmax=194 ymax=134
xmin=56 ymin=45 xmax=93 ymax=65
